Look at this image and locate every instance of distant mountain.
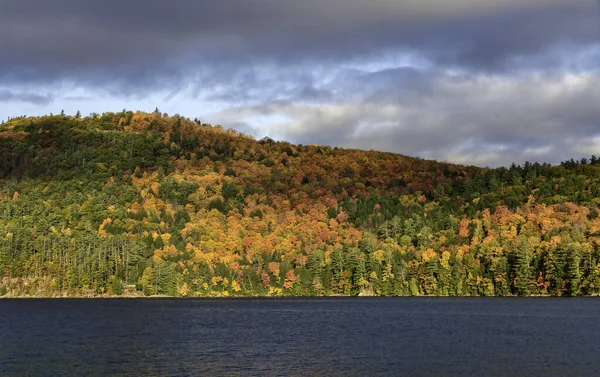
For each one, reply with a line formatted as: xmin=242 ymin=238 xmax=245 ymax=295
xmin=1 ymin=110 xmax=600 ymax=297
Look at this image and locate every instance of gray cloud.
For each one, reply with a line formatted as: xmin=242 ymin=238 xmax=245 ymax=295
xmin=208 ymin=68 xmax=600 ymax=167
xmin=0 ymin=89 xmax=52 ymax=105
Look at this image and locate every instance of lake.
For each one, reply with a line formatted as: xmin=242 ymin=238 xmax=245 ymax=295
xmin=1 ymin=298 xmax=599 ymax=376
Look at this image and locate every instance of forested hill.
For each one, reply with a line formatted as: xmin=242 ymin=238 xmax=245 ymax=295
xmin=2 ymin=111 xmax=600 ymax=297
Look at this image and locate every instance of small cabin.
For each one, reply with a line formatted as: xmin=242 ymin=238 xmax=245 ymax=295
xmin=83 ymin=288 xmax=96 ymax=297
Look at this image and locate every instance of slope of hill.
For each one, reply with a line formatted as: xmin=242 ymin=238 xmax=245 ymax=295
xmin=1 ymin=110 xmax=600 ymax=297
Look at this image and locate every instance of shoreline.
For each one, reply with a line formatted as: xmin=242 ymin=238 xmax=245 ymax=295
xmin=1 ymin=294 xmax=595 ymax=299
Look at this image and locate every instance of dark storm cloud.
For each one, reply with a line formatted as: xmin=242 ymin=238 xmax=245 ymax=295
xmin=1 ymin=0 xmax=598 ymax=88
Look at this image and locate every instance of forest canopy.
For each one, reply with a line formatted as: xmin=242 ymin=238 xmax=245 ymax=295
xmin=1 ymin=110 xmax=600 ymax=297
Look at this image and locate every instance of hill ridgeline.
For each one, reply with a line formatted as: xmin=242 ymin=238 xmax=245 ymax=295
xmin=1 ymin=110 xmax=600 ymax=297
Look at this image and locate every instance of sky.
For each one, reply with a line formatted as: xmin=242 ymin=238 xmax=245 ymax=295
xmin=1 ymin=0 xmax=600 ymax=167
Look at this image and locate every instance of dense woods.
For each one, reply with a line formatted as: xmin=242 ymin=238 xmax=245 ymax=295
xmin=2 ymin=110 xmax=600 ymax=297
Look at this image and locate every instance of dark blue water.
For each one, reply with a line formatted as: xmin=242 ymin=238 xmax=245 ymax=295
xmin=1 ymin=298 xmax=599 ymax=376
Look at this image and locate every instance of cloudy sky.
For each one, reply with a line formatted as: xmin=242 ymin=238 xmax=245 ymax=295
xmin=1 ymin=0 xmax=599 ymax=167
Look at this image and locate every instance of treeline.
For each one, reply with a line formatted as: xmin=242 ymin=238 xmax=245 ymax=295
xmin=1 ymin=110 xmax=600 ymax=297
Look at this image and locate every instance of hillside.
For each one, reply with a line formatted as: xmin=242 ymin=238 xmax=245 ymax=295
xmin=1 ymin=110 xmax=600 ymax=297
